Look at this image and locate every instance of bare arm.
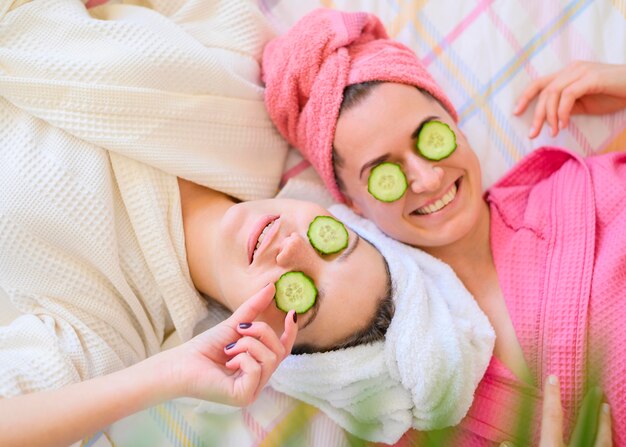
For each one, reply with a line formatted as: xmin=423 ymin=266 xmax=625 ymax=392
xmin=0 ymin=284 xmax=297 ymax=447
xmin=0 ymin=353 xmax=171 ymax=447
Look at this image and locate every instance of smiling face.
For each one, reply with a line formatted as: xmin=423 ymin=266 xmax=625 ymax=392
xmin=214 ymin=198 xmax=390 ymax=351
xmin=333 ymin=82 xmax=485 ymax=249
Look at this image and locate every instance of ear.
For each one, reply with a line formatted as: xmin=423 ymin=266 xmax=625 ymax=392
xmin=344 ymin=196 xmax=364 ymax=217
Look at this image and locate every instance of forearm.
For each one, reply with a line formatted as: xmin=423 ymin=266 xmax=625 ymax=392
xmin=0 ymin=354 xmax=176 ymax=447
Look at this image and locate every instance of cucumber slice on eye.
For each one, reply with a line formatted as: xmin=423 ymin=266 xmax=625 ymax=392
xmin=416 ymin=121 xmax=457 ymax=161
xmin=367 ymin=162 xmax=408 ymax=202
xmin=274 ymin=271 xmax=317 ymax=314
xmin=307 ymin=215 xmax=349 ymax=255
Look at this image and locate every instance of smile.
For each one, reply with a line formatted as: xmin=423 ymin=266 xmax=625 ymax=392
xmin=412 ymin=180 xmax=459 ymax=215
xmin=248 ymin=215 xmax=280 ymax=264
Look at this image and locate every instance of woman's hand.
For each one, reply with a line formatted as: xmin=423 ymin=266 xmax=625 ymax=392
xmin=538 ymin=375 xmax=612 ymax=447
xmin=0 ymin=284 xmax=296 ymax=447
xmin=513 ymin=61 xmax=626 ymax=138
xmin=162 ymin=283 xmax=298 ymax=407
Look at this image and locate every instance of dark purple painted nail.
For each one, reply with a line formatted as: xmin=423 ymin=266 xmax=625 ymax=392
xmin=225 ymin=341 xmax=236 ymax=350
xmin=293 ymin=312 xmax=297 ymax=323
xmin=238 ymin=322 xmax=252 ymax=329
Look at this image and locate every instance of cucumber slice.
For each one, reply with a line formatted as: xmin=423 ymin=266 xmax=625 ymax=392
xmin=416 ymin=121 xmax=457 ymax=161
xmin=274 ymin=271 xmax=317 ymax=314
xmin=307 ymin=215 xmax=349 ymax=255
xmin=368 ymin=162 xmax=407 ymax=202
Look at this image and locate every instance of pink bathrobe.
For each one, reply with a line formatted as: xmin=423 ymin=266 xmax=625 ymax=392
xmin=399 ymin=147 xmax=626 ymax=446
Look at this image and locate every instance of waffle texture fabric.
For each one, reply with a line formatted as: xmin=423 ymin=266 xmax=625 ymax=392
xmin=385 ymin=147 xmax=626 ymax=446
xmin=455 ymin=147 xmax=626 ymax=446
xmin=0 ymin=0 xmax=286 ymax=397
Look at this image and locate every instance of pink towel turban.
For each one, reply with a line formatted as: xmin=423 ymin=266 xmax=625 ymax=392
xmin=262 ymin=8 xmax=458 ymax=202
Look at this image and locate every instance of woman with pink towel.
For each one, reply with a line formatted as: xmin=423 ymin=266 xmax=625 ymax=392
xmin=262 ymin=8 xmax=626 ymax=446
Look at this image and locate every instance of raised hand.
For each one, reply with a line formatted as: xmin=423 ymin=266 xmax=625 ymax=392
xmin=514 ymin=61 xmax=626 ymax=138
xmin=162 ymin=283 xmax=298 ymax=407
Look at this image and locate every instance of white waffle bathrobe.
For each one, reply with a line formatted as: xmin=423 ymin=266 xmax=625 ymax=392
xmin=0 ymin=0 xmax=288 ymax=396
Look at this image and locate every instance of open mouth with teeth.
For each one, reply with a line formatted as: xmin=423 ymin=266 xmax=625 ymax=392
xmin=251 ymin=218 xmax=278 ymax=263
xmin=412 ymin=179 xmax=460 ymax=216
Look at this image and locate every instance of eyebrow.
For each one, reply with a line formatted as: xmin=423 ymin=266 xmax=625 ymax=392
xmin=359 ymin=153 xmax=390 ymax=180
xmin=410 ymin=115 xmax=440 ymax=140
xmin=358 ymin=115 xmax=440 ymax=180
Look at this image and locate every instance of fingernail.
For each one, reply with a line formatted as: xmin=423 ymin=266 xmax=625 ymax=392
xmin=293 ymin=312 xmax=297 ymax=323
xmin=225 ymin=341 xmax=236 ymax=350
xmin=602 ymin=403 xmax=610 ymax=415
xmin=513 ymin=103 xmax=521 ymax=114
xmin=500 ymin=442 xmax=514 ymax=447
xmin=238 ymin=322 xmax=252 ymax=329
xmin=548 ymin=374 xmax=558 ymax=386
xmin=528 ymin=126 xmax=536 ymax=137
xmin=559 ymin=120 xmax=565 ymax=129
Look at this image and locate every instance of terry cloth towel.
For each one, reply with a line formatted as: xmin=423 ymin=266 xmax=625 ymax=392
xmin=0 ymin=0 xmax=286 ymax=397
xmin=262 ymin=8 xmax=457 ymax=202
xmin=269 ymin=203 xmax=495 ymax=443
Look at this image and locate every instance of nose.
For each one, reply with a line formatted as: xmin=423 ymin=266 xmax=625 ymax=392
xmin=405 ymin=155 xmax=444 ymax=194
xmin=276 ymin=232 xmax=317 ymax=270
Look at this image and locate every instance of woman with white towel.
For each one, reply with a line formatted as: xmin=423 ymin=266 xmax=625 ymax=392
xmin=0 ymin=174 xmax=407 ymax=446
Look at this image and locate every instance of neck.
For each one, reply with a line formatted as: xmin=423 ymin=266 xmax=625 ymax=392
xmin=178 ymin=178 xmax=235 ymax=308
xmin=423 ymin=201 xmax=495 ymax=295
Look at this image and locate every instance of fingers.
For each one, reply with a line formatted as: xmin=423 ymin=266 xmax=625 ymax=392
xmin=224 ymin=352 xmax=262 ymax=405
xmin=527 ymin=70 xmax=584 ymax=138
xmin=225 ymin=335 xmax=279 ymax=391
xmin=235 ymin=321 xmax=285 ymax=357
xmin=224 ymin=312 xmax=298 ymax=402
xmin=227 ymin=283 xmax=276 ymax=326
xmin=593 ymin=403 xmax=612 ymax=447
xmin=556 ymin=76 xmax=592 ymax=129
xmin=543 ymin=69 xmax=583 ymax=136
xmin=528 ymin=88 xmax=549 ymax=139
xmin=514 ymin=74 xmax=555 ymax=116
xmin=280 ymin=310 xmax=299 ymax=355
xmin=515 ymin=62 xmax=592 ymax=138
xmin=539 ymin=375 xmax=564 ymax=447
xmin=538 ymin=375 xmax=611 ymax=447
xmin=228 ymin=312 xmax=298 ymax=362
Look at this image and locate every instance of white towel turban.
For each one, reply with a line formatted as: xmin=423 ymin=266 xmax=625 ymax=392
xmin=269 ymin=204 xmax=495 ymax=443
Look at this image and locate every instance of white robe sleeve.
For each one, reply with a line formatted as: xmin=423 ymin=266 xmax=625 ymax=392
xmin=0 ymin=0 xmax=288 ymax=201
xmin=0 ymin=100 xmax=166 ymax=397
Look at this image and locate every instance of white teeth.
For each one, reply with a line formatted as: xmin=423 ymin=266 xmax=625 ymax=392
xmin=253 ymin=221 xmax=275 ymax=257
xmin=415 ymin=183 xmax=457 ymax=215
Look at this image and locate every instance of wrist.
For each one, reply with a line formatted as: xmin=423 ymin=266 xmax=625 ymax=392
xmin=135 ymin=351 xmax=185 ymax=404
xmin=142 ymin=348 xmax=189 ymax=401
